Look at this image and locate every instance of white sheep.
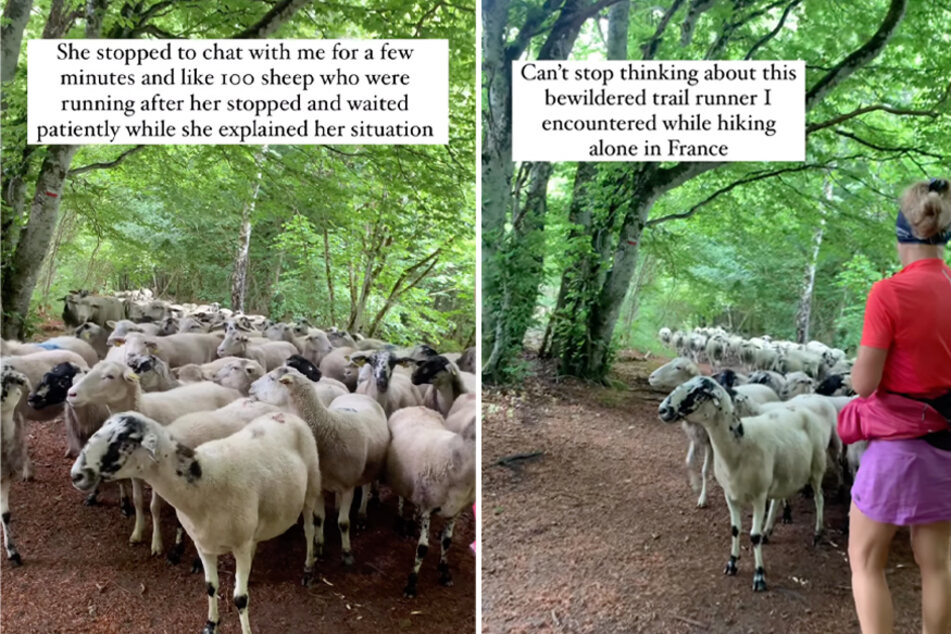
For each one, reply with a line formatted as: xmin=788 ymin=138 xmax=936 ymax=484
xmin=273 ymin=367 xmax=388 ymax=564
xmin=1 ymin=368 xmax=31 ymax=565
xmin=113 ymin=332 xmax=222 ymax=368
xmin=216 ymin=331 xmax=297 ymax=371
xmin=250 ymin=365 xmax=348 ymax=408
xmin=659 ymin=376 xmax=830 ymax=592
xmin=71 ymin=411 xmax=321 ymax=634
xmin=780 ymin=371 xmax=816 ymax=400
xmin=386 ymin=406 xmax=475 ymax=596
xmin=154 ymin=398 xmax=283 ymax=561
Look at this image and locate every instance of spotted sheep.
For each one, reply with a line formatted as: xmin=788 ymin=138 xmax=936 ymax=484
xmin=71 ymin=411 xmax=321 ymax=634
xmin=658 ymin=376 xmax=831 ymax=592
xmin=648 ymin=357 xmax=780 ymax=508
xmin=352 ymin=349 xmax=425 ymax=417
xmin=67 ymin=361 xmax=242 ymax=553
xmin=270 ymin=367 xmax=388 ymax=564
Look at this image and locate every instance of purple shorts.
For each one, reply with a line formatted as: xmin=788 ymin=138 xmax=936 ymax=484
xmin=852 ymin=438 xmax=951 ymax=525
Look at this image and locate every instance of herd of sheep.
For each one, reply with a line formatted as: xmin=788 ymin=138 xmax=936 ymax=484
xmin=650 ymin=326 xmax=862 ymax=593
xmin=1 ymin=288 xmax=476 ymax=634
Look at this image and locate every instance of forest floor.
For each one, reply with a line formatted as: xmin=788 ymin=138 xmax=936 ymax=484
xmin=482 ymin=351 xmax=924 ymax=634
xmin=0 ymin=322 xmax=475 ymax=634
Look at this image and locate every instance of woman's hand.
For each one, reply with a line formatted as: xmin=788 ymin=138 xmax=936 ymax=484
xmin=851 ymin=345 xmax=889 ymax=398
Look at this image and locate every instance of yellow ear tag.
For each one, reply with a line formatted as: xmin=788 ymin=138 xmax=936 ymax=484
xmin=112 ymin=341 xmax=123 ymax=347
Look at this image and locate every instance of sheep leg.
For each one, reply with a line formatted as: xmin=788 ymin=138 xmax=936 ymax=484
xmin=762 ymin=499 xmax=780 ymax=543
xmin=337 ymin=488 xmax=355 ymax=566
xmin=404 ymin=510 xmax=431 ymax=597
xmin=811 ymin=474 xmax=825 ymax=546
xmin=167 ymin=522 xmax=186 ymax=565
xmin=1 ymin=477 xmax=21 ymax=566
xmin=355 ymin=483 xmax=370 ymax=532
xmin=150 ymin=493 xmax=164 ymax=556
xmin=129 ymin=478 xmax=146 ymax=544
xmin=697 ymin=444 xmax=711 ymax=508
xmin=198 ymin=550 xmax=220 ymax=633
xmin=118 ymin=481 xmax=134 ymax=517
xmin=438 ymin=516 xmax=456 ymax=587
xmin=314 ymin=495 xmax=326 ymax=559
xmin=781 ymin=499 xmax=793 ymax=524
xmin=684 ymin=440 xmax=699 ymax=491
xmin=396 ymin=497 xmax=415 ymax=538
xmin=20 ymin=452 xmax=33 ymax=481
xmin=751 ymin=495 xmax=768 ymax=592
xmin=302 ymin=503 xmax=316 ymax=586
xmin=232 ymin=544 xmax=253 ymax=634
xmin=724 ymin=495 xmax=741 ymax=576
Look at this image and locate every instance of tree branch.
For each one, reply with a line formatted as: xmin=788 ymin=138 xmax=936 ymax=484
xmin=805 ymin=0 xmax=907 ymax=109
xmin=743 ymin=0 xmax=801 ymax=60
xmin=833 ymin=130 xmax=945 ymax=159
xmin=641 ymin=0 xmax=686 ymax=60
xmin=233 ymin=0 xmax=311 ymax=39
xmin=68 ymin=146 xmax=145 ymax=176
xmin=646 ymin=163 xmax=828 ymax=227
xmin=806 ymin=105 xmax=940 ymax=133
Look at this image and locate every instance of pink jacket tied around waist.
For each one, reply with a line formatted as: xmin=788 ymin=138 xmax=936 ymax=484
xmin=837 ymin=391 xmax=950 ymax=445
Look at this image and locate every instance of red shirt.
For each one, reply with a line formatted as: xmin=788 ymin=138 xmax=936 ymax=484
xmin=861 ymin=258 xmax=951 ymax=398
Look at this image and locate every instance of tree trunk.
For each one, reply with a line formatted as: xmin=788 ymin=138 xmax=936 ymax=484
xmin=1 ymin=0 xmax=33 ymax=85
xmin=480 ymin=0 xmax=514 ymax=368
xmin=322 ymin=226 xmax=336 ymax=325
xmin=795 ymin=180 xmax=829 ymax=343
xmin=230 ymin=145 xmax=268 ymax=312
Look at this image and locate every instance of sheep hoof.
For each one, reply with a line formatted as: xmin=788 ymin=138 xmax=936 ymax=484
xmin=9 ymin=552 xmax=22 ymax=566
xmin=151 ymin=546 xmax=163 ymax=557
xmin=120 ymin=498 xmax=134 ymax=517
xmin=129 ymin=535 xmax=144 ymax=545
xmin=301 ymin=567 xmax=314 ymax=587
xmin=84 ymin=494 xmax=100 ymax=507
xmin=696 ymin=499 xmax=707 ymax=509
xmin=167 ymin=543 xmax=184 ymax=565
xmin=812 ymin=531 xmax=824 ymax=547
xmin=781 ymin=507 xmax=793 ymax=525
xmin=202 ymin=620 xmax=217 ymax=634
xmin=761 ymin=533 xmax=770 ymax=545
xmin=355 ymin=516 xmax=368 ymax=533
xmin=403 ymin=584 xmax=418 ymax=598
xmin=753 ymin=576 xmax=767 ymax=592
xmin=438 ymin=564 xmax=453 ymax=587
xmin=191 ymin=557 xmax=204 ymax=574
xmin=342 ymin=552 xmax=355 ymax=567
xmin=724 ymin=558 xmax=738 ymax=576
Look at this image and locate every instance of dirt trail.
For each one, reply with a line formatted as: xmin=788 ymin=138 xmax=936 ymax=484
xmin=1 ymin=407 xmax=474 ymax=633
xmin=482 ymin=354 xmax=923 ymax=633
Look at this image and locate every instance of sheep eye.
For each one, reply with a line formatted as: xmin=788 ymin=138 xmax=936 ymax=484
xmin=105 ymin=375 xmax=114 ymax=380
xmin=245 ymin=368 xmax=253 ymax=374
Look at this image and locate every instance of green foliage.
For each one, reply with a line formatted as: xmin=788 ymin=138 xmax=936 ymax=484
xmin=5 ymin=0 xmax=475 ymax=349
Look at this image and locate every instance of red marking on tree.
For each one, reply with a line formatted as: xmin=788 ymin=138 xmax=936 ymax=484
xmin=627 ymin=240 xmax=638 ymax=246
xmin=45 ymin=192 xmax=58 ymax=198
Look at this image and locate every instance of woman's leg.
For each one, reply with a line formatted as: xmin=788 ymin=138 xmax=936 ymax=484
xmin=910 ymin=520 xmax=951 ymax=634
xmin=849 ymin=502 xmax=898 ymax=634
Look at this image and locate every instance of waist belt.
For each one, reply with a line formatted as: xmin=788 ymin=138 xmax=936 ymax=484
xmin=893 ymin=390 xmax=951 ymax=451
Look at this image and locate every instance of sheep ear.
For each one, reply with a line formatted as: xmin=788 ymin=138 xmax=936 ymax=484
xmin=123 ymin=368 xmax=140 ymax=383
xmin=106 ymin=320 xmax=117 ymax=328
xmin=112 ymin=337 xmax=126 ymax=347
xmin=145 ymin=341 xmax=159 ymax=353
xmin=278 ymin=375 xmax=294 ymax=385
xmin=349 ymin=354 xmax=368 ymax=367
xmin=141 ymin=432 xmax=159 ymax=461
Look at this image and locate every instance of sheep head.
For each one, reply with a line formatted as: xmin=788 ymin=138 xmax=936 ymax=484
xmin=410 ymin=355 xmax=456 ymax=386
xmin=658 ymin=376 xmax=732 ymax=425
xmin=70 ymin=412 xmax=162 ymax=492
xmin=29 ymin=362 xmax=83 ymax=410
xmin=67 ymin=361 xmax=138 ymax=408
xmin=2 ymin=368 xmax=31 ymax=408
